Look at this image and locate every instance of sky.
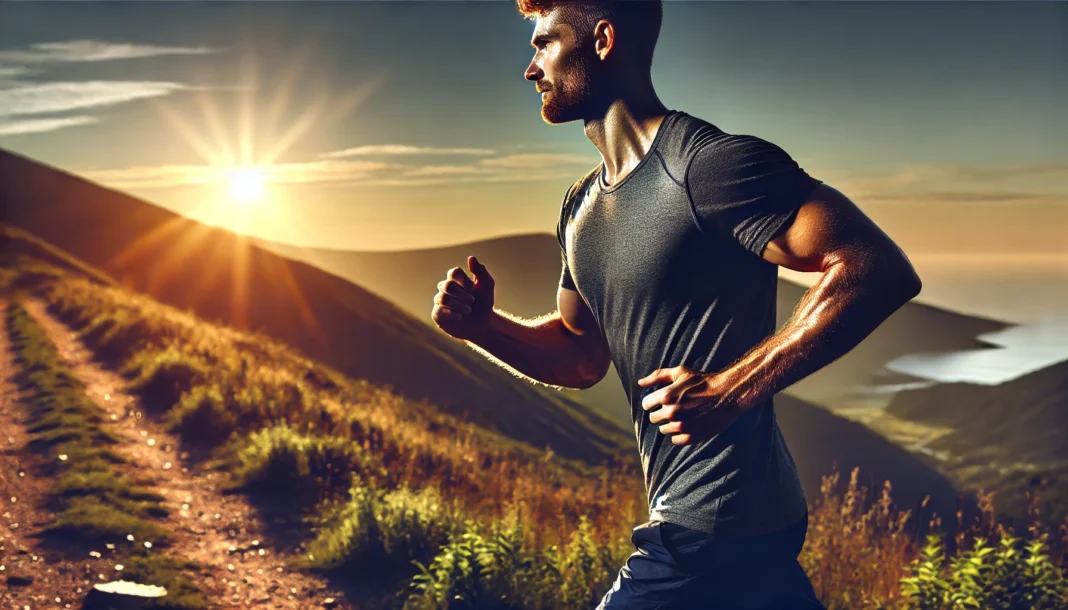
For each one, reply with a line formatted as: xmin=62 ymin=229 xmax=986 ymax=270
xmin=0 ymin=0 xmax=1066 ymax=324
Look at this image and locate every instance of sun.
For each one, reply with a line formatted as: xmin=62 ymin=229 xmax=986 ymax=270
xmin=228 ymin=168 xmax=265 ymax=204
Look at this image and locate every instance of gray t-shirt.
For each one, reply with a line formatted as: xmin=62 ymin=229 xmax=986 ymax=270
xmin=557 ymin=109 xmax=823 ymax=537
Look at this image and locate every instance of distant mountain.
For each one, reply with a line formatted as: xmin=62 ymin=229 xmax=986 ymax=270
xmin=0 ymin=146 xmax=633 ymax=467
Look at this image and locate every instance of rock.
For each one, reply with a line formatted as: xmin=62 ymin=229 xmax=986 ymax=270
xmin=324 ymin=597 xmax=339 ymax=608
xmin=82 ymin=580 xmax=168 ymax=610
xmin=6 ymin=572 xmax=32 ymax=586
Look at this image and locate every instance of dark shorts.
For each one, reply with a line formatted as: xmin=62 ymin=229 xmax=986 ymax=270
xmin=596 ymin=513 xmax=826 ymax=610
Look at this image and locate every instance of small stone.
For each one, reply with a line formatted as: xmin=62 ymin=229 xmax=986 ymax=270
xmin=323 ymin=598 xmax=339 ymax=608
xmin=147 ymin=439 xmax=156 ymax=447
xmin=228 ymin=564 xmax=235 ymax=572
xmin=90 ymin=551 xmax=102 ymax=558
xmin=115 ymin=564 xmax=124 ymax=571
xmin=144 ymin=542 xmax=153 ymax=549
xmin=127 ymin=534 xmax=134 ymax=542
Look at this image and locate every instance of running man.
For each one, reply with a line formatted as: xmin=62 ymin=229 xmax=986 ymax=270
xmin=431 ymin=1 xmax=922 ymax=608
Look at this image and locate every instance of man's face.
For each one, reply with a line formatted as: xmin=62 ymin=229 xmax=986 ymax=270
xmin=524 ymin=12 xmax=599 ymax=124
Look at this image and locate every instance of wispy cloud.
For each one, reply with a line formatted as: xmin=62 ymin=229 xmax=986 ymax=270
xmin=0 ymin=81 xmax=187 ymax=117
xmin=816 ymin=162 xmax=1068 ymax=207
xmin=0 ymin=116 xmax=99 ymax=136
xmin=71 ymin=164 xmax=222 ymax=190
xmin=0 ymin=40 xmax=219 ymax=63
xmin=73 ymin=148 xmax=601 ymax=190
xmin=0 ymin=66 xmax=37 ymax=85
xmin=478 ymin=153 xmax=597 ymax=169
xmin=319 ymin=144 xmax=496 ymax=159
xmin=0 ymin=39 xmax=222 ymax=138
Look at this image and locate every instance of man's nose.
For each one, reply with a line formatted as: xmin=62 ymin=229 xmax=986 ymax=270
xmin=524 ymin=60 xmax=541 ymax=82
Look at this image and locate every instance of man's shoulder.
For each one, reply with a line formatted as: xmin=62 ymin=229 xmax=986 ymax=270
xmin=659 ymin=111 xmax=735 ymax=182
xmin=669 ymin=111 xmax=791 ymax=167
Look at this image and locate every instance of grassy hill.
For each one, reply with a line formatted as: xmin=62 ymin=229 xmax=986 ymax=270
xmin=0 ymin=147 xmax=632 ymax=467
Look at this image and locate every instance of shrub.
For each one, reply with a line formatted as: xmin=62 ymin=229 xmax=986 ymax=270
xmin=126 ymin=346 xmax=211 ymax=413
xmin=230 ymin=423 xmax=382 ymax=511
xmin=304 ymin=484 xmax=457 ymax=575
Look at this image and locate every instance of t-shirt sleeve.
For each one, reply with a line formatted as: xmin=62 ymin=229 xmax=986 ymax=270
xmin=557 ymin=193 xmax=578 ymax=291
xmin=685 ymin=135 xmax=823 ymax=258
xmin=559 ymin=252 xmax=577 ymax=291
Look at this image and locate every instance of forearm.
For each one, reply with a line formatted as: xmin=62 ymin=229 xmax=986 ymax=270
xmin=722 ymin=256 xmax=922 ymax=409
xmin=464 ymin=308 xmax=607 ymax=389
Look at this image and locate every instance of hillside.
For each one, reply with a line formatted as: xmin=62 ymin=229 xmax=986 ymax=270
xmin=884 ymin=358 xmax=1068 ymax=521
xmin=0 ymin=147 xmax=632 ymax=467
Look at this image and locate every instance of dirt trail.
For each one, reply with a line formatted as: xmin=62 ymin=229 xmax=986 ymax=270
xmin=10 ymin=298 xmax=357 ymax=609
xmin=1 ymin=298 xmax=108 ymax=609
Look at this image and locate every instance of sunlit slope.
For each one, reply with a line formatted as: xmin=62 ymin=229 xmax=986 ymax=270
xmin=0 ymin=148 xmax=632 ymax=466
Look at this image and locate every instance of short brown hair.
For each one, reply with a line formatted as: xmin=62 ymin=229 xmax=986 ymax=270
xmin=516 ymin=0 xmax=664 ymax=72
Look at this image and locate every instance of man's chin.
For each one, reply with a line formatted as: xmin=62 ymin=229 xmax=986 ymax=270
xmin=541 ymin=104 xmax=581 ymax=125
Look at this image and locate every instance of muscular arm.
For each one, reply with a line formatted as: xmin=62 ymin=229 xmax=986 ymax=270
xmin=464 ymin=287 xmax=612 ymax=390
xmin=718 ymin=183 xmax=922 ymax=408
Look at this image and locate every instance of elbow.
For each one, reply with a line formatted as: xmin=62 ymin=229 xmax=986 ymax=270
xmin=574 ymin=352 xmax=611 ymax=389
xmin=862 ymin=247 xmax=921 ymax=303
xmin=898 ymin=260 xmax=923 ymax=301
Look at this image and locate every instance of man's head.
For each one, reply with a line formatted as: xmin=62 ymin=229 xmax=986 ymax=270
xmin=518 ymin=0 xmax=664 ymax=124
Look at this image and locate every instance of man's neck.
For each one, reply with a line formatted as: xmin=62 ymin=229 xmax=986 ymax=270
xmin=585 ymin=99 xmax=671 ymax=188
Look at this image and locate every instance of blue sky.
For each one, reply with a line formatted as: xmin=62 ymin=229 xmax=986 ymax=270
xmin=0 ymin=0 xmax=1066 ymax=322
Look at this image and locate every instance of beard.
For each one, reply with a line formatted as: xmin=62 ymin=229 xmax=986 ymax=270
xmin=540 ymin=52 xmax=604 ymax=124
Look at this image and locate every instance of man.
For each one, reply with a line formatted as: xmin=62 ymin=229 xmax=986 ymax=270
xmin=431 ymin=1 xmax=922 ymax=608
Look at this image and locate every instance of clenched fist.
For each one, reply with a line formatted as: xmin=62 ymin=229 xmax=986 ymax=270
xmin=432 ymin=256 xmax=495 ymax=340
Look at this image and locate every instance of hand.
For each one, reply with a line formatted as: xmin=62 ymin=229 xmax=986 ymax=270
xmin=431 ymin=256 xmax=495 ymax=341
xmin=637 ymin=365 xmax=749 ymax=446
